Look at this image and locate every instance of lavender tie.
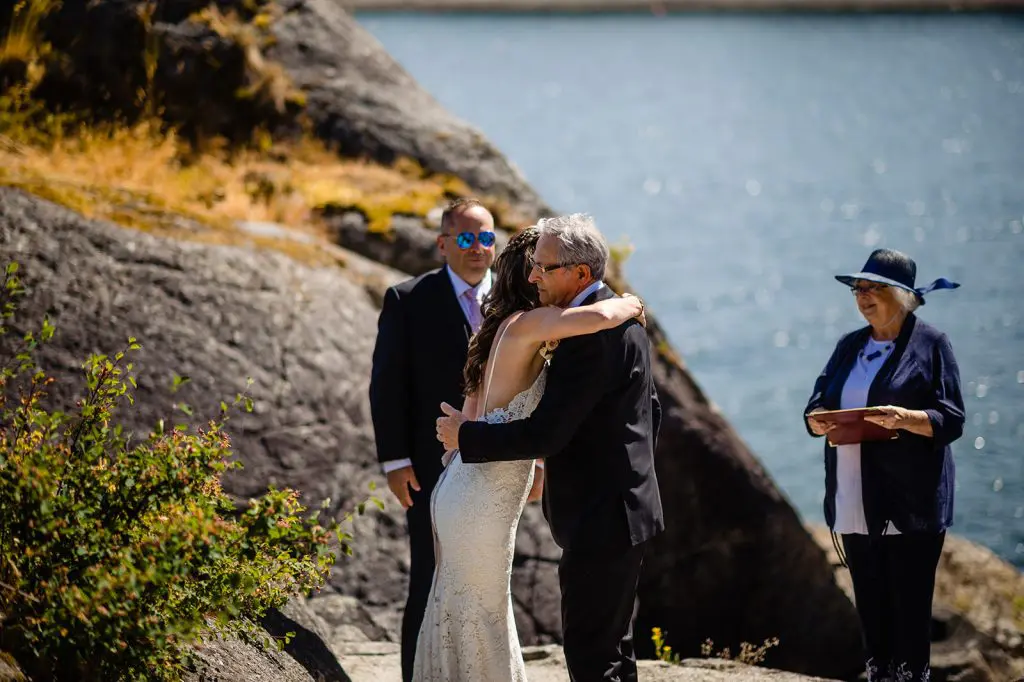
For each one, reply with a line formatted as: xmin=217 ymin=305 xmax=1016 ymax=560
xmin=463 ymin=288 xmax=483 ymax=333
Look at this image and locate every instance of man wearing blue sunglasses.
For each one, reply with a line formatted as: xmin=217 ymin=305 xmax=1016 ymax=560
xmin=369 ymin=197 xmax=499 ymax=682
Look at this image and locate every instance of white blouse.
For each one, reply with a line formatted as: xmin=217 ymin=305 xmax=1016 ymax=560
xmin=834 ymin=337 xmax=901 ymax=535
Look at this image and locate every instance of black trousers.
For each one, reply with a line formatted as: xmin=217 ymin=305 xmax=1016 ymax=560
xmin=400 ymin=485 xmax=436 ymax=682
xmin=841 ymin=532 xmax=945 ymax=682
xmin=559 ymin=541 xmax=646 ymax=682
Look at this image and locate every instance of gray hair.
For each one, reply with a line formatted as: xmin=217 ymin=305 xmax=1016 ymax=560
xmin=536 ymin=213 xmax=610 ymax=282
xmin=890 ymin=286 xmax=921 ymax=314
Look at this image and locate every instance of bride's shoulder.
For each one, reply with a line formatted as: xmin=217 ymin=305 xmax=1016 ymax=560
xmin=498 ymin=310 xmax=532 ymax=335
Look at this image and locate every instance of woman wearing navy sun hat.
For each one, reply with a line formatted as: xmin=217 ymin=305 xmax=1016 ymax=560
xmin=804 ymin=248 xmax=965 ymax=682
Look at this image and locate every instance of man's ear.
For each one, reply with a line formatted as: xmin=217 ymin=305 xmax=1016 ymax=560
xmin=577 ymin=264 xmax=592 ymax=281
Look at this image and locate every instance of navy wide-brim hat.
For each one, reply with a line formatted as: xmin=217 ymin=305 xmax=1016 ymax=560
xmin=835 ymin=248 xmax=960 ymax=305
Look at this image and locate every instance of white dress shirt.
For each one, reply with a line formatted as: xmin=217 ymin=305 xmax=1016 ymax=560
xmin=834 ymin=336 xmax=901 ymax=535
xmin=381 ymin=267 xmax=493 ymax=475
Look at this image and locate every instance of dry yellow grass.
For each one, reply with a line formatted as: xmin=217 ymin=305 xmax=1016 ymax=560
xmin=0 ymin=0 xmax=524 ymax=267
xmin=0 ymin=0 xmax=60 ymax=67
xmin=0 ymin=110 xmax=477 ymax=251
xmin=191 ymin=4 xmax=305 ymax=113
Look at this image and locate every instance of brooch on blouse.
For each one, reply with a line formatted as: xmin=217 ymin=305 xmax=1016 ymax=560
xmin=860 ymin=344 xmax=892 ymax=362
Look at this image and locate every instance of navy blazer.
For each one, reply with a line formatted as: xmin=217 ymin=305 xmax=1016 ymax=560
xmin=804 ymin=314 xmax=965 ymax=535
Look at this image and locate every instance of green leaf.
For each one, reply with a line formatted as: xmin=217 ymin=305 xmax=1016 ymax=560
xmin=41 ymin=316 xmax=55 ymax=341
xmin=6 ymin=262 xmax=18 ymax=274
xmin=171 ymin=373 xmax=191 ymax=393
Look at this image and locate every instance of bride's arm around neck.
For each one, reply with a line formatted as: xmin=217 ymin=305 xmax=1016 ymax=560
xmin=506 ymin=295 xmax=643 ymax=344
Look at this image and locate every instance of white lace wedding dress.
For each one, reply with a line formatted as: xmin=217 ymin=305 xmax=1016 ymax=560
xmin=412 ymin=356 xmax=547 ymax=682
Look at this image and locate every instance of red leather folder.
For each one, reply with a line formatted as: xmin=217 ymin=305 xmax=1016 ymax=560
xmin=809 ymin=408 xmax=899 ymax=447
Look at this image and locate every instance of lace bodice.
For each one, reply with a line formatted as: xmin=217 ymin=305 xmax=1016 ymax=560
xmin=480 ymin=366 xmax=547 ymax=425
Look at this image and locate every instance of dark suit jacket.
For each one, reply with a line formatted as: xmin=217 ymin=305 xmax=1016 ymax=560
xmin=459 ymin=287 xmax=664 ymax=552
xmin=369 ymin=267 xmax=472 ymax=492
xmin=804 ymin=314 xmax=965 ymax=534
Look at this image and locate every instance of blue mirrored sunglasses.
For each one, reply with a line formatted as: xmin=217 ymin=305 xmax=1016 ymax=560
xmin=452 ymin=231 xmax=496 ymax=250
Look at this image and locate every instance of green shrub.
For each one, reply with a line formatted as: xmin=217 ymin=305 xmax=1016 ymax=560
xmin=0 ymin=261 xmax=371 ymax=681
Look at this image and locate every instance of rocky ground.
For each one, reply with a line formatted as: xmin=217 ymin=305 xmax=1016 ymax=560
xmin=339 ymin=642 xmax=838 ymax=682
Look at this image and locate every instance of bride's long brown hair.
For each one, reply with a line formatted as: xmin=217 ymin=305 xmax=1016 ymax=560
xmin=463 ymin=227 xmax=541 ymax=396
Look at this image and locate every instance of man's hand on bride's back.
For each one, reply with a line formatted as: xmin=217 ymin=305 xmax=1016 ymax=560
xmin=437 ymin=402 xmax=468 ymax=451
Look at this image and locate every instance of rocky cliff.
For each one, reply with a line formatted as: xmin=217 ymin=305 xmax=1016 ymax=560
xmin=1 ymin=1 xmax=1020 ymax=680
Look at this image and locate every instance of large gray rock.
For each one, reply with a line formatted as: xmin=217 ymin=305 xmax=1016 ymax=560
xmin=0 ymin=187 xmax=561 ymax=654
xmin=0 ymin=187 xmax=380 ymax=521
xmin=307 ymin=593 xmax=394 ymax=648
xmin=184 ymin=629 xmax=330 ymax=682
xmin=260 ymin=600 xmax=352 ymax=682
xmin=0 ymin=187 xmax=397 ymax=623
xmin=268 ymin=0 xmax=549 ymax=219
xmin=1 ymin=601 xmax=349 ymax=682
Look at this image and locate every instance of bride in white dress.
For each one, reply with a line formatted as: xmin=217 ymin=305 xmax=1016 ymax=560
xmin=412 ymin=228 xmax=645 ymax=682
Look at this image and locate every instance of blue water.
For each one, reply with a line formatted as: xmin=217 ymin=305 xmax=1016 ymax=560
xmin=358 ymin=12 xmax=1024 ymax=567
